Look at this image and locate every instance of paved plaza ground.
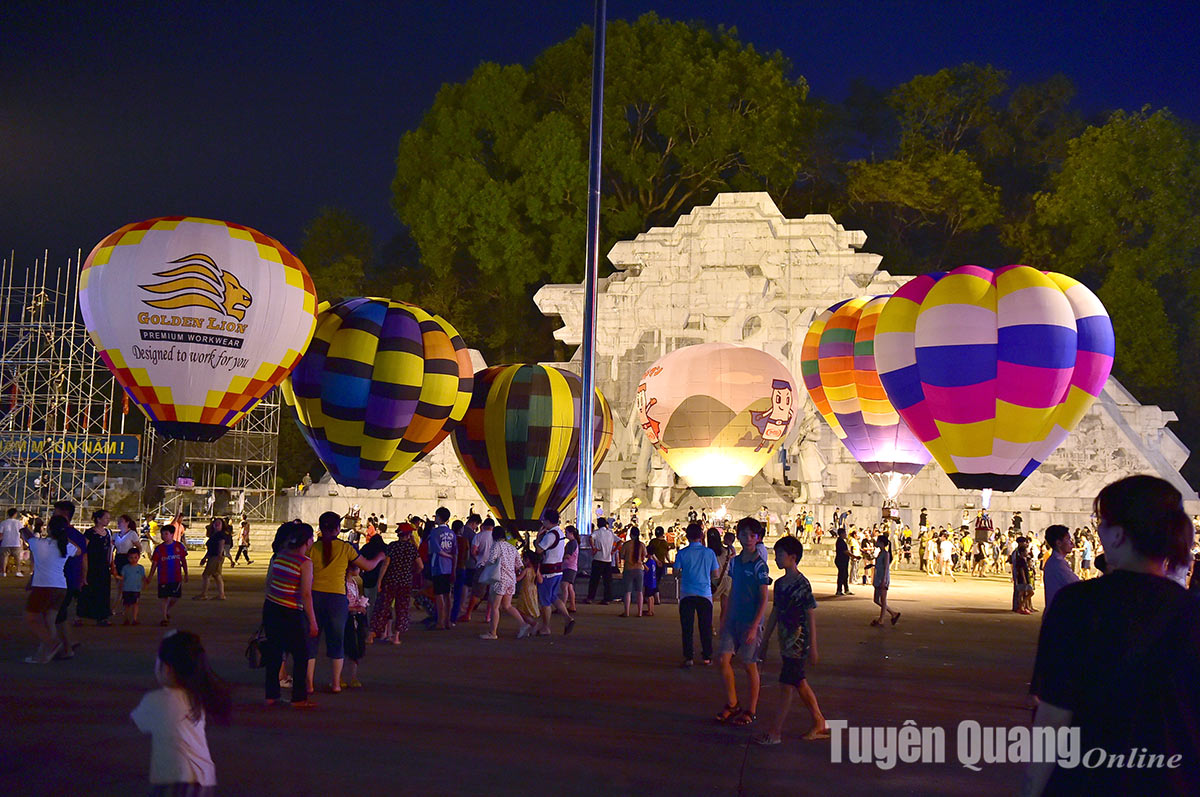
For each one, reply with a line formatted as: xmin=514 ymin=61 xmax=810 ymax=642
xmin=2 ymin=556 xmax=1044 ymax=796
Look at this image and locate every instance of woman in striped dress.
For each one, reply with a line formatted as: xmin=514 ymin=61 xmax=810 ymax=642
xmin=262 ymin=522 xmax=316 ymax=706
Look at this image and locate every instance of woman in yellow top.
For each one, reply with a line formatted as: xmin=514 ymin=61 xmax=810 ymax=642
xmin=306 ymin=511 xmax=386 ymax=695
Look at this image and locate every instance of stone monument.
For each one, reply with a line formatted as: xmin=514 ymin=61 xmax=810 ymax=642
xmin=285 ymin=192 xmax=1198 ymax=530
xmin=534 ymin=192 xmax=1199 ymax=530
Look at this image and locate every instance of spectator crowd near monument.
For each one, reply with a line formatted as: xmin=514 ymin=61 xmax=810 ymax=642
xmin=6 ymin=475 xmax=1200 ymax=793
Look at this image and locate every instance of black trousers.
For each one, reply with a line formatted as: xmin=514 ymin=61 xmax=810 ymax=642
xmin=587 ymin=560 xmax=613 ymax=602
xmin=234 ymin=545 xmax=252 ymax=564
xmin=262 ymin=600 xmax=310 ymax=703
xmin=679 ymin=596 xmax=713 ymax=661
xmin=836 ymin=559 xmax=850 ymax=594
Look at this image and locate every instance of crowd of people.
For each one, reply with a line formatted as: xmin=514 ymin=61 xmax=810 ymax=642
xmin=8 ymin=476 xmax=1200 ymax=794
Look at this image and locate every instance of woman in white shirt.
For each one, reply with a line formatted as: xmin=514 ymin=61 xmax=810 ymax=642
xmin=22 ymin=515 xmax=81 ymax=663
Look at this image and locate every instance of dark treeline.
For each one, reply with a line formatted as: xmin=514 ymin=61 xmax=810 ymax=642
xmin=285 ymin=14 xmax=1200 ymax=489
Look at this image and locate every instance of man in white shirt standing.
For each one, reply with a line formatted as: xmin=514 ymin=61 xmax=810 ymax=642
xmin=0 ymin=508 xmax=24 ymax=576
xmin=531 ymin=508 xmax=575 ymax=636
xmin=585 ymin=517 xmax=616 ymax=604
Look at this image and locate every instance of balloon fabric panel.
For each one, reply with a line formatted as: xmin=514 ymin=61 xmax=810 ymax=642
xmin=801 ymin=296 xmax=930 ymax=498
xmin=875 ymin=265 xmax=1114 ymax=492
xmin=81 ymin=217 xmax=317 ymax=441
xmin=452 ymin=364 xmax=613 ymax=530
xmin=283 ymin=297 xmax=471 ymax=490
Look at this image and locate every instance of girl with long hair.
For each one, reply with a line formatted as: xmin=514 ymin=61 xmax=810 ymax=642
xmin=708 ymin=527 xmax=733 ymax=627
xmin=131 ymin=630 xmax=230 ymax=795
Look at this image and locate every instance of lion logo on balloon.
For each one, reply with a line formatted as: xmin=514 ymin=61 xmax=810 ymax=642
xmin=139 ymin=253 xmax=253 ymax=321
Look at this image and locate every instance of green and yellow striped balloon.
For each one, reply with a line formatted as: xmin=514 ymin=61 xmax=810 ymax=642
xmin=281 ymin=297 xmax=473 ymax=489
xmin=452 ymin=364 xmax=613 ymax=530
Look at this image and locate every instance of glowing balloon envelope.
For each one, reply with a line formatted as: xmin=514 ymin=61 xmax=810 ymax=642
xmin=875 ymin=265 xmax=1114 ymax=492
xmin=637 ymin=343 xmax=797 ymax=497
xmin=282 ymin=297 xmax=473 ymax=489
xmin=451 ymin=364 xmax=613 ymax=530
xmin=801 ymin=296 xmax=931 ymax=499
xmin=80 ymin=217 xmax=318 ymax=441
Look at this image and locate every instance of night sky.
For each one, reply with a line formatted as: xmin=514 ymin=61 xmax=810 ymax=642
xmin=3 ymin=1 xmax=1197 ymax=261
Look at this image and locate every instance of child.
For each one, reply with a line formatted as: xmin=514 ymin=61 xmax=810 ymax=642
xmin=119 ymin=548 xmax=146 ymax=626
xmin=343 ymin=564 xmax=369 ymax=688
xmin=715 ymin=517 xmax=771 ymax=727
xmin=130 ymin=631 xmax=230 ymax=795
xmin=145 ymin=525 xmax=189 ymax=626
xmin=642 ymin=550 xmax=659 ymax=617
xmin=754 ymin=535 xmax=829 ymax=744
xmin=514 ymin=550 xmax=543 ymax=639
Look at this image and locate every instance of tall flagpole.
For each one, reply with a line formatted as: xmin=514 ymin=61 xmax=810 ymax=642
xmin=576 ymin=0 xmax=606 ymax=539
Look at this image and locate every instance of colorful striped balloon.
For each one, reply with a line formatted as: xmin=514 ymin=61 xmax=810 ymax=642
xmin=452 ymin=365 xmax=613 ymax=530
xmin=875 ymin=265 xmax=1115 ymax=492
xmin=281 ymin=297 xmax=473 ymax=490
xmin=801 ymin=296 xmax=931 ymax=499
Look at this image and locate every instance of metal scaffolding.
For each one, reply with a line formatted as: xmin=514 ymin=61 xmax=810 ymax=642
xmin=141 ymin=393 xmax=280 ymax=523
xmin=0 ymin=252 xmax=126 ymax=514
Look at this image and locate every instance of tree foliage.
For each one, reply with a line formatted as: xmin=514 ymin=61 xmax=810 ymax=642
xmin=297 ymin=207 xmax=372 ymax=305
xmin=1024 ymin=109 xmax=1200 ymax=396
xmin=378 ymin=18 xmax=1200 ymax=486
xmin=391 ymin=13 xmax=814 ymax=359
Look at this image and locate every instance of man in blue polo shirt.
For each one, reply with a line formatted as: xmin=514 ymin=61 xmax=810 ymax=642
xmin=673 ymin=522 xmax=720 ymax=667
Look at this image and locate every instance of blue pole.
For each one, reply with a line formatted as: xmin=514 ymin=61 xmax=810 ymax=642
xmin=576 ymin=0 xmax=606 ymax=540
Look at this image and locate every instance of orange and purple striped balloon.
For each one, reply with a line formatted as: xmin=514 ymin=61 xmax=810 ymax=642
xmin=801 ymin=296 xmax=930 ymax=498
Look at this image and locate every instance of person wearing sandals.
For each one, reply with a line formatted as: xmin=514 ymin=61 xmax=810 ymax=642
xmin=307 ymin=511 xmax=386 ymax=694
xmin=715 ymin=518 xmax=771 ymax=728
xmin=262 ymin=521 xmax=317 ymax=707
xmin=871 ymin=532 xmax=901 ymax=627
xmin=619 ymin=527 xmax=646 ymax=617
xmin=21 ymin=515 xmax=82 ymax=663
xmin=753 ymin=535 xmax=829 ymax=745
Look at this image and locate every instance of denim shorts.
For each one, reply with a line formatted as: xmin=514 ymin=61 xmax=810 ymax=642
xmin=717 ymin=623 xmax=761 ymax=662
xmin=308 ymin=590 xmax=349 ymax=658
xmin=538 ymin=574 xmax=563 ymax=607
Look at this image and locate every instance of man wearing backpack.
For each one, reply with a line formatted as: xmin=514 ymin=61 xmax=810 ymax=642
xmin=533 ymin=508 xmax=575 ymax=636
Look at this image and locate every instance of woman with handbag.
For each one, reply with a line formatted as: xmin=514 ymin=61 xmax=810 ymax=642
xmin=262 ymin=521 xmax=317 ymax=707
xmin=707 ymin=528 xmax=733 ymax=630
xmin=480 ymin=525 xmax=526 ymax=640
xmin=371 ymin=523 xmax=421 ymax=645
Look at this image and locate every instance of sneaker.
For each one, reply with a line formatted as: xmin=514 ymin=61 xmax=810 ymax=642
xmin=517 ymin=624 xmax=532 ymax=639
xmin=479 ymin=633 xmax=498 ymax=640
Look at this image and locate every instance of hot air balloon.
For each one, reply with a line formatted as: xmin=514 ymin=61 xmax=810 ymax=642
xmin=874 ymin=265 xmax=1114 ymax=495
xmin=636 ymin=343 xmax=796 ymax=497
xmin=281 ymin=297 xmax=473 ymax=490
xmin=801 ymin=296 xmax=931 ymax=499
xmin=80 ymin=217 xmax=318 ymax=442
xmin=451 ymin=364 xmax=613 ymax=530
